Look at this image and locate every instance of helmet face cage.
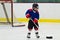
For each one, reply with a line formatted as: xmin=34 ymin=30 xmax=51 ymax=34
xmin=32 ymin=3 xmax=39 ymax=9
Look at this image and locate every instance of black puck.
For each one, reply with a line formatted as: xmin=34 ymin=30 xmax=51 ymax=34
xmin=46 ymin=36 xmax=53 ymax=39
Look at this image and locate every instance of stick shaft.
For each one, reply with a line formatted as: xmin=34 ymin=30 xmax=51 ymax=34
xmin=30 ymin=18 xmax=39 ymax=28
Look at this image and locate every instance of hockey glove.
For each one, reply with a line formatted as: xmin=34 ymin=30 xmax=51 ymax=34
xmin=33 ymin=18 xmax=38 ymax=23
xmin=26 ymin=14 xmax=30 ymax=18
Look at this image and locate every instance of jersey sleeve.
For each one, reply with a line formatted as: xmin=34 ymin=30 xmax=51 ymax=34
xmin=25 ymin=9 xmax=30 ymax=15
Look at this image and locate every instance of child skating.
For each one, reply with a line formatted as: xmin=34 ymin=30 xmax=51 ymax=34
xmin=25 ymin=3 xmax=40 ymax=38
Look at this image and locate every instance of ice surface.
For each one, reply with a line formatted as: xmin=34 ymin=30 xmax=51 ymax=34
xmin=0 ymin=23 xmax=60 ymax=40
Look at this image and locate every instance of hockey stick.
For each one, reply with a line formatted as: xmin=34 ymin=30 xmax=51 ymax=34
xmin=30 ymin=18 xmax=39 ymax=28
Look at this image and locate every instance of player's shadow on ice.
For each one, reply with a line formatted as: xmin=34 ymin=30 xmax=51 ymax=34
xmin=26 ymin=37 xmax=46 ymax=40
xmin=26 ymin=38 xmax=41 ymax=40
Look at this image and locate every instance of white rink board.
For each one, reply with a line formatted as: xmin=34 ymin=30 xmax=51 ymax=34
xmin=0 ymin=3 xmax=60 ymax=19
xmin=13 ymin=3 xmax=60 ymax=19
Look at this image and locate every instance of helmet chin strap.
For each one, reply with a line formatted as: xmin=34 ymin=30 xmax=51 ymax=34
xmin=33 ymin=9 xmax=36 ymax=13
xmin=33 ymin=8 xmax=36 ymax=11
xmin=33 ymin=9 xmax=35 ymax=11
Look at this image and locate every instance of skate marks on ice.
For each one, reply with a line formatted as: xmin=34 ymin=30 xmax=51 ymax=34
xmin=26 ymin=37 xmax=46 ymax=40
xmin=26 ymin=38 xmax=40 ymax=40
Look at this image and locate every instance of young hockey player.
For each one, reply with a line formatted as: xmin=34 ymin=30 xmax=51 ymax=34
xmin=25 ymin=3 xmax=40 ymax=38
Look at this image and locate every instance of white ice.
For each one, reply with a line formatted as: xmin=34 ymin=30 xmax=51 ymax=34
xmin=0 ymin=23 xmax=60 ymax=40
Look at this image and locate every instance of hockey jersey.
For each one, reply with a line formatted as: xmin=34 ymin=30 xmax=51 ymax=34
xmin=25 ymin=9 xmax=39 ymax=20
